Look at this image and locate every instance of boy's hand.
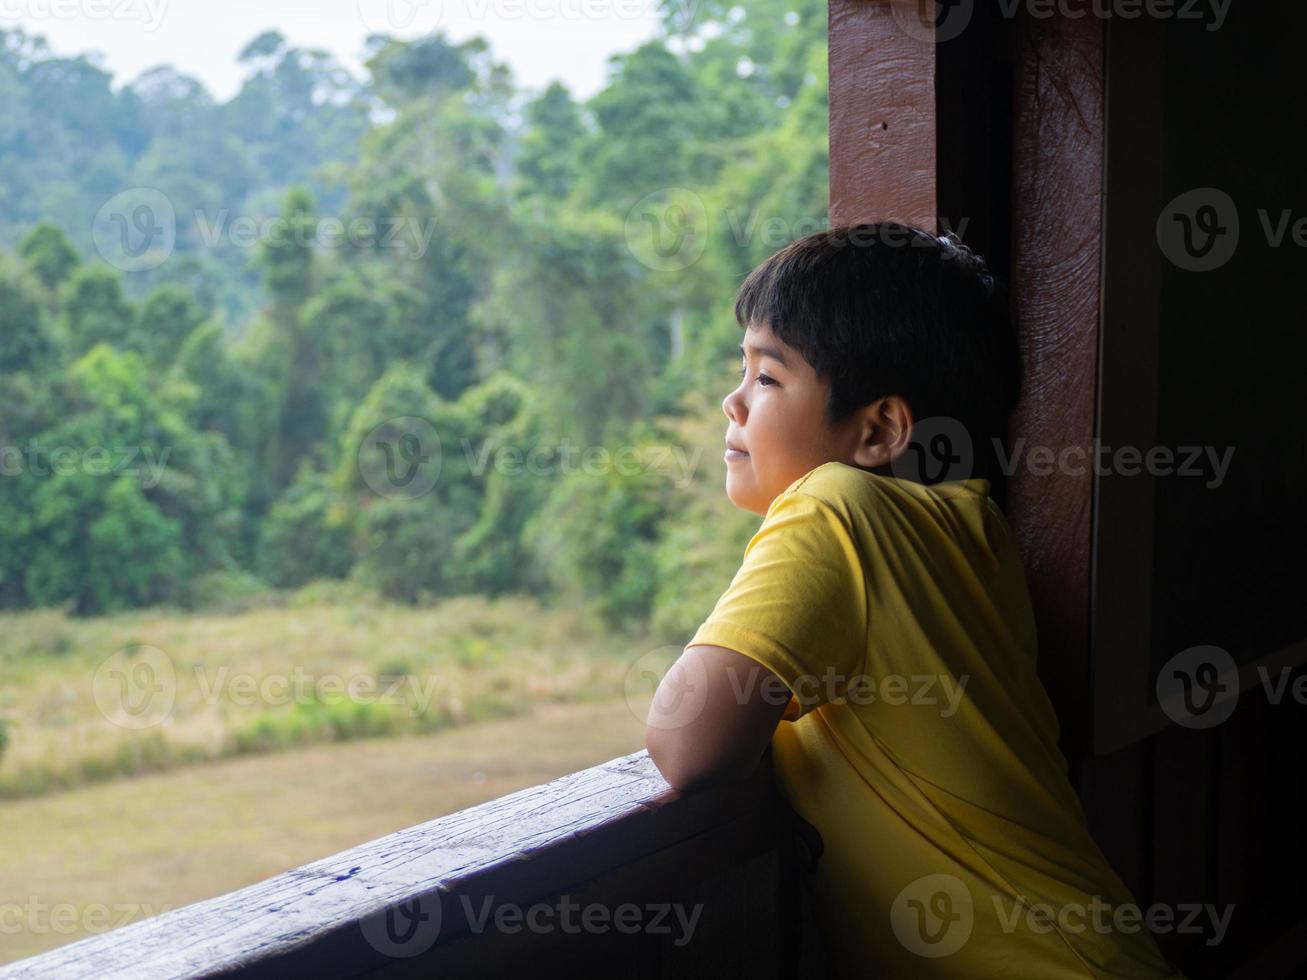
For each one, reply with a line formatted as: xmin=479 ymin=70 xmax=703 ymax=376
xmin=644 ymin=644 xmax=792 ymax=792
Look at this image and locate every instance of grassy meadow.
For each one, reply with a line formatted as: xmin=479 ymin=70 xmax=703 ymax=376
xmin=0 ymin=588 xmax=670 ymax=800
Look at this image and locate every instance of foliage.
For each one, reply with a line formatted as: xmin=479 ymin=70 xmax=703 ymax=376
xmin=0 ymin=0 xmax=829 ymax=625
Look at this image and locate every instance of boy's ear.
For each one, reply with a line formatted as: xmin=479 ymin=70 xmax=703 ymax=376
xmin=850 ymin=395 xmax=914 ymax=469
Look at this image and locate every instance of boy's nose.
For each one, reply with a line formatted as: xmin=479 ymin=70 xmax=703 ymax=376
xmin=722 ymin=387 xmax=744 ymax=422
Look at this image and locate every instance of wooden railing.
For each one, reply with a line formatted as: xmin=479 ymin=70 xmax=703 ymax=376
xmin=2 ymin=750 xmax=817 ymax=979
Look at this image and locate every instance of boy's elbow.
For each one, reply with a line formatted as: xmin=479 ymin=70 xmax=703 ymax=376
xmin=645 ymin=732 xmax=759 ymax=792
xmin=646 ymin=745 xmax=705 ymax=792
xmin=644 ymin=731 xmax=691 ymax=789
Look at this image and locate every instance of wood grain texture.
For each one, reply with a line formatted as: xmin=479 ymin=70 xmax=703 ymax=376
xmin=828 ymin=0 xmax=937 ymax=227
xmin=1006 ymin=10 xmax=1105 ymax=758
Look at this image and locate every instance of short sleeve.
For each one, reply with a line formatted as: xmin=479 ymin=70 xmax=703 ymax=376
xmin=687 ymin=490 xmax=870 ymax=721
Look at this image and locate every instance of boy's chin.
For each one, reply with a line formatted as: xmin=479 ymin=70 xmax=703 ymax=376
xmin=725 ymin=476 xmax=770 ymax=517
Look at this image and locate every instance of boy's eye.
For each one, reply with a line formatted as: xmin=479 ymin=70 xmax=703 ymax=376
xmin=738 ymin=365 xmax=777 ymax=386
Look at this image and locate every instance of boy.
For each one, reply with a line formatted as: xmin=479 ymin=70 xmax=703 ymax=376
xmin=645 ymin=224 xmax=1183 ymax=978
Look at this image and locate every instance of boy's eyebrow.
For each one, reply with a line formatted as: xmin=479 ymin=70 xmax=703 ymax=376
xmin=739 ymin=341 xmax=791 ymax=368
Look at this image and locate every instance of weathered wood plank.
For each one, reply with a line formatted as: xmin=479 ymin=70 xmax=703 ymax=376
xmin=2 ymin=750 xmax=790 ymax=980
xmin=1007 ymin=6 xmax=1106 ymax=761
xmin=827 ymin=0 xmax=938 ymax=228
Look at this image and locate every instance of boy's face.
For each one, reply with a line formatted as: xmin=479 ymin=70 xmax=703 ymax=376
xmin=722 ymin=320 xmax=895 ymax=516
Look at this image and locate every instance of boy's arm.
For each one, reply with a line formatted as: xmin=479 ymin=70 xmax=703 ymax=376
xmin=644 ymin=643 xmax=791 ymax=792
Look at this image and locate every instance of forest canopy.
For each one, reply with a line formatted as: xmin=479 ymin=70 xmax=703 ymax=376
xmin=0 ymin=1 xmax=829 ymax=637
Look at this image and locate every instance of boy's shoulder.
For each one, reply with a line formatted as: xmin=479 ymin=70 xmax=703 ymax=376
xmin=771 ymin=460 xmax=996 ymax=527
xmin=781 ymin=459 xmax=989 ymax=504
xmin=775 ymin=460 xmax=876 ymax=509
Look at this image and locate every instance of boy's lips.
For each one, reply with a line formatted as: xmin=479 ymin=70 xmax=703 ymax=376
xmin=724 ymin=442 xmax=749 ymax=460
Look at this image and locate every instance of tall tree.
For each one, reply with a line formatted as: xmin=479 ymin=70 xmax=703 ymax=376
xmin=256 ymin=187 xmax=322 ymax=491
xmin=60 ymin=265 xmax=136 ymax=354
xmin=17 ymin=220 xmax=79 ymax=298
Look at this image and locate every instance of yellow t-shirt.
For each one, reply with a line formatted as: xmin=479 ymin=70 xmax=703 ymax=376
xmin=688 ymin=461 xmax=1183 ymax=979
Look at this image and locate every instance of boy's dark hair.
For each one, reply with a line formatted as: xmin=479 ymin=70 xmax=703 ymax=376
xmin=733 ymin=221 xmax=1023 ymax=499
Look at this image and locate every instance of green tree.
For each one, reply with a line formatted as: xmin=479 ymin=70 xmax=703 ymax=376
xmin=334 ymin=365 xmax=489 ymax=602
xmin=0 ymin=254 xmax=56 ymax=372
xmin=20 ymin=344 xmax=243 ymax=613
xmin=174 ymin=318 xmax=265 ymax=454
xmin=18 ymin=220 xmax=80 ymax=296
xmin=135 ymin=284 xmax=206 ymax=367
xmin=60 ymin=265 xmax=135 ymax=354
xmin=259 ymin=186 xmax=316 ymax=313
xmin=257 ymin=470 xmax=353 ymax=587
xmin=24 ymin=474 xmax=184 ymax=613
xmin=579 ymin=42 xmax=706 ymax=208
xmin=515 ymin=82 xmax=585 ymax=201
xmin=522 ymin=428 xmax=671 ymax=630
xmin=470 ymin=208 xmax=659 ymax=446
xmin=256 ymin=187 xmax=323 ymax=490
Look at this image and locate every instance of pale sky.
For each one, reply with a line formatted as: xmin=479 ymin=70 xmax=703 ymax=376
xmin=2 ymin=0 xmax=665 ymax=101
